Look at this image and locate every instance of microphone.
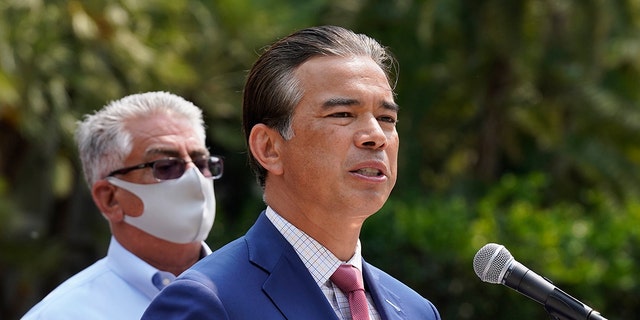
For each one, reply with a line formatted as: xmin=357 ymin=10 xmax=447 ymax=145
xmin=473 ymin=243 xmax=607 ymax=320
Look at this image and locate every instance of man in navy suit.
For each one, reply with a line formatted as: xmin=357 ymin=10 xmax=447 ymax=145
xmin=142 ymin=25 xmax=441 ymax=320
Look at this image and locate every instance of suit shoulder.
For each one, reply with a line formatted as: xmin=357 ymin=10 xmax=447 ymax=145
xmin=182 ymin=237 xmax=253 ymax=280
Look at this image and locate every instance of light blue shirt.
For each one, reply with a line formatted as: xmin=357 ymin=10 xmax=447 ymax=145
xmin=22 ymin=237 xmax=211 ymax=320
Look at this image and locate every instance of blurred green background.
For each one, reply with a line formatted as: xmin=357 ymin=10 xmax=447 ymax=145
xmin=2 ymin=0 xmax=639 ymax=319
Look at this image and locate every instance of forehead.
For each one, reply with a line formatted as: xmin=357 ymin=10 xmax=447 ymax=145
xmin=297 ymin=55 xmax=391 ymax=87
xmin=125 ymin=113 xmax=205 ymax=153
xmin=293 ymin=55 xmax=395 ymax=106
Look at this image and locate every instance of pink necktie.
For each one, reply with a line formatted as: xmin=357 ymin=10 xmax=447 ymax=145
xmin=330 ymin=264 xmax=371 ymax=320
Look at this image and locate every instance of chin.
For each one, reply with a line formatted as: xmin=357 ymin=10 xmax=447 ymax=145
xmin=352 ymin=198 xmax=387 ymax=215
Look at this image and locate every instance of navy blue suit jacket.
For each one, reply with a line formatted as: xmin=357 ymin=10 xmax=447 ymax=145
xmin=142 ymin=212 xmax=440 ymax=320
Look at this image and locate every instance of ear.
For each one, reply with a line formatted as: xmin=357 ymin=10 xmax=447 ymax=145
xmin=248 ymin=123 xmax=284 ymax=176
xmin=92 ymin=180 xmax=125 ymax=223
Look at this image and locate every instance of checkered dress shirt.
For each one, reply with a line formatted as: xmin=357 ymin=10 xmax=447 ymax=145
xmin=266 ymin=207 xmax=380 ymax=320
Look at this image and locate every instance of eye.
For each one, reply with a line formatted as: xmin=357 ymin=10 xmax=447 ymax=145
xmin=378 ymin=115 xmax=398 ymax=124
xmin=328 ymin=112 xmax=353 ymax=118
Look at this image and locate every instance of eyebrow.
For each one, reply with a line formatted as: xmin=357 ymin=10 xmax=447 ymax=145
xmin=322 ymin=97 xmax=399 ymax=112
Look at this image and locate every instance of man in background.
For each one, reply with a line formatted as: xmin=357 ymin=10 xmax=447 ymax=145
xmin=23 ymin=91 xmax=223 ymax=319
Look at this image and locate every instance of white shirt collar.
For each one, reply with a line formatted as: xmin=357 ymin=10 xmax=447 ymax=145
xmin=265 ymin=206 xmax=363 ymax=286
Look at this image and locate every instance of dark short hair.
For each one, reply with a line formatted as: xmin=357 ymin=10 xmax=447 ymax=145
xmin=242 ymin=25 xmax=397 ymax=188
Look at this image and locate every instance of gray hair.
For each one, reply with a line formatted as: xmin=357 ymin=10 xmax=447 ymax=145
xmin=242 ymin=25 xmax=398 ymax=188
xmin=75 ymin=91 xmax=206 ymax=187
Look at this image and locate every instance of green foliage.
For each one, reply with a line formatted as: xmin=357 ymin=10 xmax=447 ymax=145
xmin=364 ymin=172 xmax=640 ymax=319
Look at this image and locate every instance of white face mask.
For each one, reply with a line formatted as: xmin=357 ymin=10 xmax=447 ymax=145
xmin=106 ymin=167 xmax=216 ymax=244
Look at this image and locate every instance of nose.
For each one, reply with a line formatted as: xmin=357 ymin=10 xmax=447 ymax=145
xmin=182 ymin=155 xmax=201 ymax=172
xmin=355 ymin=115 xmax=388 ymax=149
xmin=185 ymin=159 xmax=197 ymax=169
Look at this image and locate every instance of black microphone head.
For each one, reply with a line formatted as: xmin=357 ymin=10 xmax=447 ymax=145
xmin=473 ymin=243 xmax=515 ymax=284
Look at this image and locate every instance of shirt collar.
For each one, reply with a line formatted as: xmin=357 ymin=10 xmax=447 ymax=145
xmin=265 ymin=207 xmax=363 ymax=286
xmin=107 ymin=237 xmax=161 ymax=300
xmin=201 ymin=241 xmax=213 ymax=256
xmin=106 ymin=237 xmax=212 ymax=299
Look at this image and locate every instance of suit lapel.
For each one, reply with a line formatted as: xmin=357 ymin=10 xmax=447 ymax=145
xmin=246 ymin=212 xmax=338 ymax=320
xmin=363 ymin=263 xmax=406 ymax=320
xmin=263 ymin=254 xmax=338 ymax=320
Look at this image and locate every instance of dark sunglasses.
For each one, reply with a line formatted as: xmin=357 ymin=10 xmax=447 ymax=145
xmin=107 ymin=156 xmax=223 ymax=181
